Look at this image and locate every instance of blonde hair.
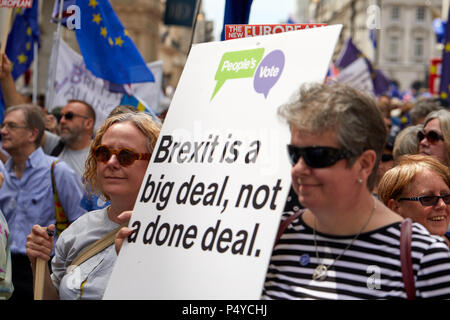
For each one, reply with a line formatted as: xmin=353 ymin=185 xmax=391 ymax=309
xmin=83 ymin=112 xmax=161 ymax=199
xmin=377 ymin=154 xmax=450 ymax=205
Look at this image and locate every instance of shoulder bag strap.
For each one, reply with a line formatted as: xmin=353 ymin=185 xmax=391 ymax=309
xmin=51 ymin=160 xmax=69 ymax=236
xmin=400 ymin=218 xmax=416 ymax=300
xmin=275 ymin=210 xmax=303 ymax=246
xmin=66 ymin=224 xmax=126 ymax=275
xmin=50 ymin=140 xmax=65 ymax=156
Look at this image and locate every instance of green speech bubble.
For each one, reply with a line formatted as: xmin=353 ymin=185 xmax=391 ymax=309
xmin=210 ymin=48 xmax=265 ymax=101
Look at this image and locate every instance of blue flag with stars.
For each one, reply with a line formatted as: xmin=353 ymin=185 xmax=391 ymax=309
xmin=5 ymin=0 xmax=40 ymax=80
xmin=439 ymin=7 xmax=450 ymax=104
xmin=75 ymin=0 xmax=154 ymax=84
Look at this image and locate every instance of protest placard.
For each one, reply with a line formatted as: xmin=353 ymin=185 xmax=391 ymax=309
xmin=103 ymin=24 xmax=343 ymax=299
xmin=335 ymin=57 xmax=375 ymax=94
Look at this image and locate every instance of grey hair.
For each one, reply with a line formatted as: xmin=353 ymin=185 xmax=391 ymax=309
xmin=5 ymin=104 xmax=45 ymax=147
xmin=423 ymin=109 xmax=450 ymax=165
xmin=393 ymin=124 xmax=422 ymax=160
xmin=278 ymin=83 xmax=386 ymax=190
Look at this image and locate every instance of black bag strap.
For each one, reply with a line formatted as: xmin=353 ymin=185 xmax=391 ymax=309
xmin=400 ymin=218 xmax=416 ymax=300
xmin=275 ymin=210 xmax=304 ymax=246
xmin=50 ymin=140 xmax=65 ymax=156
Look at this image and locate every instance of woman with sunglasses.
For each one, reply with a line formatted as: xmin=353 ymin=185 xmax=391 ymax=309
xmin=25 ymin=112 xmax=160 ymax=299
xmin=262 ymin=83 xmax=450 ymax=299
xmin=378 ymin=154 xmax=450 ymax=246
xmin=418 ymin=109 xmax=450 ymax=166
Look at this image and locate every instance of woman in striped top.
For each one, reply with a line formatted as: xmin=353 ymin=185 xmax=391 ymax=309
xmin=262 ymin=83 xmax=450 ymax=299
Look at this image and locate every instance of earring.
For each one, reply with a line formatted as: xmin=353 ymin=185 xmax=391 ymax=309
xmin=358 ymin=178 xmax=363 ymax=185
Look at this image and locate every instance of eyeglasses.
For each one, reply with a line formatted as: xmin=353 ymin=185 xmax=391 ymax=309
xmin=381 ymin=154 xmax=393 ymax=162
xmin=287 ymin=144 xmax=354 ymax=168
xmin=417 ymin=130 xmax=444 ymax=144
xmin=0 ymin=122 xmax=28 ymax=130
xmin=94 ymin=145 xmax=150 ymax=167
xmin=60 ymin=111 xmax=88 ymax=120
xmin=398 ymin=194 xmax=450 ymax=207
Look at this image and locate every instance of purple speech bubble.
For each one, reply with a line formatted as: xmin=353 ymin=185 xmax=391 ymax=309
xmin=253 ymin=50 xmax=285 ymax=98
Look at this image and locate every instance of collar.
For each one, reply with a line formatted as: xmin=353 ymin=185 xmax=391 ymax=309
xmin=5 ymin=147 xmax=45 ymax=172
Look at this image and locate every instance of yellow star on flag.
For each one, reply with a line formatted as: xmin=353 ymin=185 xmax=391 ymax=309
xmin=88 ymin=0 xmax=98 ymax=9
xmin=441 ymin=92 xmax=448 ymax=99
xmin=26 ymin=27 xmax=32 ymax=36
xmin=124 ymin=29 xmax=130 ymax=37
xmin=100 ymin=27 xmax=107 ymax=38
xmin=115 ymin=36 xmax=124 ymax=47
xmin=26 ymin=42 xmax=31 ymax=51
xmin=92 ymin=13 xmax=102 ymax=24
xmin=446 ymin=42 xmax=450 ymax=52
xmin=18 ymin=53 xmax=28 ymax=64
xmin=108 ymin=37 xmax=114 ymax=46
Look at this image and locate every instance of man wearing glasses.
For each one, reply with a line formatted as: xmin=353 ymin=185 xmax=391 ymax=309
xmin=0 ymin=104 xmax=86 ymax=300
xmin=43 ymin=99 xmax=96 ymax=183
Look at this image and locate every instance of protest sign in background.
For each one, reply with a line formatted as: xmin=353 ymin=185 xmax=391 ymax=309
xmin=104 ymin=25 xmax=343 ymax=299
xmin=51 ymin=39 xmax=163 ymax=130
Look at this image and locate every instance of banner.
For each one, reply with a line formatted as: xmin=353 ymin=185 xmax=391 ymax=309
xmin=335 ymin=57 xmax=374 ymax=94
xmin=51 ymin=39 xmax=162 ymax=130
xmin=225 ymin=24 xmax=327 ymax=40
xmin=104 ymin=25 xmax=343 ymax=299
xmin=0 ymin=0 xmax=32 ymax=7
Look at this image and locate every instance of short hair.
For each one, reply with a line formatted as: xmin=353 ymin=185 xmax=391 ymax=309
xmin=67 ymin=99 xmax=96 ymax=123
xmin=423 ymin=109 xmax=450 ymax=165
xmin=5 ymin=104 xmax=45 ymax=147
xmin=278 ymin=83 xmax=386 ymax=190
xmin=108 ymin=105 xmax=139 ymax=118
xmin=392 ymin=124 xmax=422 ymax=160
xmin=409 ymin=98 xmax=442 ymax=124
xmin=378 ymin=154 xmax=450 ymax=205
xmin=83 ymin=112 xmax=161 ymax=200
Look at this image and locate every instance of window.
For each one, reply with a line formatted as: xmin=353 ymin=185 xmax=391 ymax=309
xmin=416 ymin=7 xmax=426 ymax=21
xmin=414 ymin=37 xmax=424 ymax=59
xmin=389 ymin=36 xmax=399 ymax=58
xmin=391 ymin=6 xmax=400 ymax=21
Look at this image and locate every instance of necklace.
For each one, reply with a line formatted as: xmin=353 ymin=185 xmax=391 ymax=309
xmin=312 ymin=197 xmax=376 ymax=281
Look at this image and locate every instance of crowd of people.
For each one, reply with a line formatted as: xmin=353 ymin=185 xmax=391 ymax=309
xmin=0 ymin=48 xmax=450 ymax=300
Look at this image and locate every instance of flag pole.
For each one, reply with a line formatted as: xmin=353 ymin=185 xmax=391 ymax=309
xmin=187 ymin=0 xmax=201 ymax=56
xmin=44 ymin=0 xmax=64 ymax=111
xmin=32 ymin=41 xmax=38 ymax=104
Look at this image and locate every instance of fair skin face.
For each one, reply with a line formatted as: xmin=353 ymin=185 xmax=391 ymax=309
xmin=289 ymin=127 xmax=398 ymax=235
xmin=0 ymin=110 xmax=39 ymax=178
xmin=59 ymin=102 xmax=94 ymax=150
xmin=97 ymin=122 xmax=150 ymax=222
xmin=419 ymin=118 xmax=448 ymax=165
xmin=388 ymin=168 xmax=450 ymax=239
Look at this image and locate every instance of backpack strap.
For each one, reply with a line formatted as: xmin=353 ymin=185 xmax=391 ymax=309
xmin=51 ymin=160 xmax=69 ymax=236
xmin=275 ymin=210 xmax=304 ymax=246
xmin=50 ymin=140 xmax=65 ymax=157
xmin=400 ymin=218 xmax=416 ymax=300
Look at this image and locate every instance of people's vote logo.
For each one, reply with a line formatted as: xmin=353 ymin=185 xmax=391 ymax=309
xmin=211 ymin=48 xmax=285 ymax=101
xmin=253 ymin=50 xmax=285 ymax=98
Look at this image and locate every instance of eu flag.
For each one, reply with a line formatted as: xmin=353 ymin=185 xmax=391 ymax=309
xmin=5 ymin=0 xmax=40 ymax=80
xmin=75 ymin=0 xmax=154 ymax=84
xmin=220 ymin=0 xmax=253 ymax=41
xmin=439 ymin=7 xmax=450 ymax=104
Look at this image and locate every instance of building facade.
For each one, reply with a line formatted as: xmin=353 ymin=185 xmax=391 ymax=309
xmin=301 ymin=0 xmax=443 ymax=92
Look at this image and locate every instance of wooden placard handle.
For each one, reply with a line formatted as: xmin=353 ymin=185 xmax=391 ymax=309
xmin=0 ymin=8 xmax=13 ymax=65
xmin=34 ymin=259 xmax=46 ymax=300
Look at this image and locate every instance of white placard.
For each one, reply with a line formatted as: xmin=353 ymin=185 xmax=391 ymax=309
xmin=104 ymin=24 xmax=343 ymax=300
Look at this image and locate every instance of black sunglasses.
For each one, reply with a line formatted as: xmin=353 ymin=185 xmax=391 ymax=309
xmin=417 ymin=130 xmax=444 ymax=144
xmin=398 ymin=194 xmax=450 ymax=207
xmin=95 ymin=145 xmax=150 ymax=167
xmin=287 ymin=144 xmax=354 ymax=168
xmin=60 ymin=111 xmax=88 ymax=120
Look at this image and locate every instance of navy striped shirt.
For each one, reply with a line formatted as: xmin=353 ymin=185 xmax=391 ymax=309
xmin=262 ymin=212 xmax=450 ymax=299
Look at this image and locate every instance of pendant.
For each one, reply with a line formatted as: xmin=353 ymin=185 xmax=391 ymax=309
xmin=313 ymin=264 xmax=328 ymax=281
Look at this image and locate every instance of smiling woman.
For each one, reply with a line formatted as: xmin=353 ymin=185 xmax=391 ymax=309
xmin=378 ymin=154 xmax=450 ymax=245
xmin=26 ymin=111 xmax=161 ymax=300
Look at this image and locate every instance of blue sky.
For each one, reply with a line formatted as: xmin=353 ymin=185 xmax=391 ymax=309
xmin=202 ymin=0 xmax=297 ymax=41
